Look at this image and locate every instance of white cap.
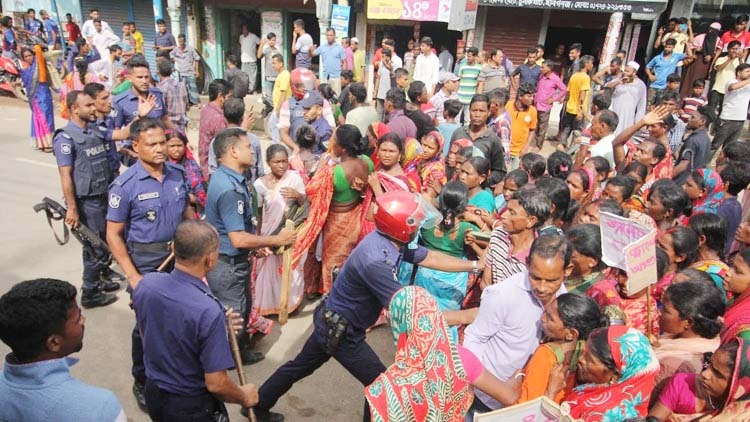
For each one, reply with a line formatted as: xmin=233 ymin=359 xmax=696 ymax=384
xmin=351 ymin=37 xmax=359 ymax=44
xmin=626 ymin=61 xmax=640 ymax=71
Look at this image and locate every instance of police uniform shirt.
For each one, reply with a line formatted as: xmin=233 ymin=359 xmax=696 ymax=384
xmin=53 ymin=121 xmax=116 ymax=197
xmin=91 ymin=114 xmax=121 ymax=174
xmin=112 ymin=88 xmax=167 ymax=144
xmin=325 ymin=232 xmax=428 ymax=331
xmin=106 ymin=160 xmax=188 ymax=244
xmin=205 ymin=165 xmax=255 ymax=257
xmin=133 ymin=269 xmax=235 ymax=396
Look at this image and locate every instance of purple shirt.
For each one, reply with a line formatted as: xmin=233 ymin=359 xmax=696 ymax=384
xmin=386 ymin=109 xmax=417 ymax=140
xmin=535 ymin=72 xmax=567 ymax=112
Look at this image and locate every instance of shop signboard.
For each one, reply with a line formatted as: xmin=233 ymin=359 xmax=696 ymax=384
xmin=331 ymin=4 xmax=350 ymax=38
xmin=478 ymin=0 xmax=665 ymax=14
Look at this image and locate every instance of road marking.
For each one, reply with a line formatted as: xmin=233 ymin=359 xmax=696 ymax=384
xmin=15 ymin=157 xmax=58 ymax=169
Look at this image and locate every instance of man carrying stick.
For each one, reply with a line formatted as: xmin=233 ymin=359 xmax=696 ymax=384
xmin=133 ymin=220 xmax=259 ymax=421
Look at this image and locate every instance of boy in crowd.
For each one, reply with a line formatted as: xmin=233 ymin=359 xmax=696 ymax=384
xmin=438 ymin=99 xmax=462 ymax=156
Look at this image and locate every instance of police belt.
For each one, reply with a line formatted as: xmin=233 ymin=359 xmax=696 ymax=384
xmin=128 ymin=241 xmax=172 ymax=254
xmin=217 ymin=253 xmax=249 ymax=265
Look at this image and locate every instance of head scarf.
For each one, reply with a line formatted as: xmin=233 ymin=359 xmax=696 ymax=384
xmin=563 ymin=326 xmax=659 ymax=421
xmin=722 ymin=335 xmax=750 ymax=410
xmin=371 ymin=122 xmax=391 ymax=140
xmin=365 ymin=286 xmax=473 ymax=421
xmin=450 ymin=138 xmax=485 ymax=159
xmin=423 ymin=131 xmax=445 ymax=163
xmin=401 ymin=137 xmax=424 ymax=191
xmin=290 ymin=68 xmax=316 ymax=100
xmin=692 ymin=168 xmax=724 ymax=215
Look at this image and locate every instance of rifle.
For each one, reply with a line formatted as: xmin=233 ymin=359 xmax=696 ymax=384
xmin=33 ymin=197 xmax=111 ymax=267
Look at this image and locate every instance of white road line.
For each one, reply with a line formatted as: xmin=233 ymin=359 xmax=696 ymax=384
xmin=15 ymin=157 xmax=58 ymax=169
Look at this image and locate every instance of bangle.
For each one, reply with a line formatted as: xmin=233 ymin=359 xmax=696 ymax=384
xmin=472 ymin=260 xmax=480 ymax=274
xmin=514 ymin=373 xmax=526 ymax=380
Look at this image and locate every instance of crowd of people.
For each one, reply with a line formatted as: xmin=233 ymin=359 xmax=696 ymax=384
xmin=1 ymin=7 xmax=750 ymax=422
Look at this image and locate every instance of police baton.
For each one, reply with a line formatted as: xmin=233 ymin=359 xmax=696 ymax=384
xmin=226 ymin=312 xmax=257 ymax=422
xmin=156 ymin=251 xmax=174 ymax=272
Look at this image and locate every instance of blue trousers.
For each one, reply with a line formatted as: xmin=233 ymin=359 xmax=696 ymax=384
xmin=78 ymin=195 xmax=108 ymax=293
xmin=256 ymin=306 xmax=385 ymax=414
xmin=130 ymin=247 xmax=172 ymax=384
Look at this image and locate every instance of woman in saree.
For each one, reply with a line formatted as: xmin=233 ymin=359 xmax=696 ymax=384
xmin=60 ymin=57 xmax=100 ymax=118
xmin=419 ymin=131 xmax=447 ymax=197
xmin=649 ymin=335 xmax=750 ymax=421
xmin=400 ymin=136 xmax=423 ymax=192
xmin=683 ymin=169 xmax=724 ymax=215
xmin=253 ymin=144 xmax=307 ymax=328
xmin=289 ymin=124 xmax=373 ymax=296
xmin=547 ymin=325 xmax=660 ymax=421
xmin=19 ymin=45 xmax=54 ymax=152
xmin=564 ymin=223 xmax=608 ymax=295
xmin=289 ymin=123 xmax=322 ymax=183
xmin=165 ymin=130 xmax=206 ymax=210
xmin=366 ymin=122 xmax=391 ymax=167
xmin=411 ymin=181 xmax=476 ymax=313
xmin=366 ymin=286 xmax=526 ymax=421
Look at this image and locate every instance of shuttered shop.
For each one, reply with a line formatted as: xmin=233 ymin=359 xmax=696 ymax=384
xmin=80 ymin=0 xmax=130 ymax=41
xmin=481 ymin=8 xmax=542 ymax=65
xmin=131 ymin=0 xmax=158 ymax=68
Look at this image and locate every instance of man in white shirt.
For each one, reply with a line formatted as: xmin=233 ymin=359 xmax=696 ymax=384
xmin=714 ymin=63 xmax=750 ymax=151
xmin=438 ymin=44 xmax=454 ymax=73
xmin=574 ymin=109 xmax=619 ymax=170
xmin=430 ymin=72 xmax=459 ymax=124
xmin=412 ymin=36 xmax=440 ymax=95
xmin=81 ymin=9 xmax=112 ymax=40
xmin=461 ymin=234 xmax=569 ymax=413
xmin=238 ymin=25 xmax=260 ymax=94
xmin=89 ymin=44 xmax=123 ymax=90
xmin=90 ymin=19 xmax=119 ymax=61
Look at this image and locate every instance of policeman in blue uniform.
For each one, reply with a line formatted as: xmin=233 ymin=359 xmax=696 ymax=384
xmin=106 ymin=117 xmax=193 ymax=412
xmin=53 ymin=90 xmax=123 ymax=308
xmin=84 ymin=82 xmax=121 ymax=176
xmin=134 ymin=220 xmax=260 ymax=421
xmin=254 ymin=191 xmax=484 ymax=422
xmin=205 ymin=128 xmax=296 ymax=366
xmin=112 ymin=54 xmax=173 ymax=165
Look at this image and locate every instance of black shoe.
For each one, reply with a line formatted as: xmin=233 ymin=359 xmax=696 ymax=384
xmin=239 ymin=349 xmax=265 ymax=365
xmin=132 ymin=382 xmax=148 ymax=412
xmin=101 ymin=267 xmax=126 ymax=282
xmin=252 ymin=409 xmax=285 ymax=422
xmin=99 ymin=279 xmax=121 ymax=292
xmin=81 ymin=290 xmax=118 ymax=308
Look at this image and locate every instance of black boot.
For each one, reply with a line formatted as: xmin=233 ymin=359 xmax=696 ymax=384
xmin=81 ymin=290 xmax=118 ymax=308
xmin=132 ymin=381 xmax=148 ymax=412
xmin=249 ymin=408 xmax=285 ymax=422
xmin=101 ymin=267 xmax=126 ymax=281
xmin=237 ymin=333 xmax=264 ymax=365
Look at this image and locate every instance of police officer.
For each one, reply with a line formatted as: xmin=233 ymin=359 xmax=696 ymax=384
xmin=106 ymin=117 xmax=193 ymax=411
xmin=205 ymin=128 xmax=296 ymax=366
xmin=52 ymin=90 xmax=135 ymax=308
xmin=133 ymin=220 xmax=259 ymax=421
xmin=254 ymin=191 xmax=485 ymax=422
xmin=112 ymin=54 xmax=173 ymax=164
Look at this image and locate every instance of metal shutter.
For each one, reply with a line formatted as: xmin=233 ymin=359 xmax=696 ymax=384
xmin=131 ymin=0 xmax=159 ymax=69
xmin=482 ymin=7 xmax=542 ymax=65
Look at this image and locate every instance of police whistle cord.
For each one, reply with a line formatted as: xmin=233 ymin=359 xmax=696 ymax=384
xmin=226 ymin=315 xmax=256 ymax=422
xmin=33 ymin=197 xmax=111 ymax=267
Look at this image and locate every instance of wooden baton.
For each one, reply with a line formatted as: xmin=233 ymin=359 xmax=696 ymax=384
xmin=226 ymin=312 xmax=256 ymax=422
xmin=278 ymin=219 xmax=295 ymax=326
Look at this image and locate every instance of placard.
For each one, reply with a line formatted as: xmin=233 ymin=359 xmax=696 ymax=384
xmin=600 ymin=212 xmax=657 ymax=296
xmin=474 ymin=396 xmax=566 ymax=421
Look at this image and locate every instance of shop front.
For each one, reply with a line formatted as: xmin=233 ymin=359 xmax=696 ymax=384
xmin=476 ymin=0 xmax=668 ymax=67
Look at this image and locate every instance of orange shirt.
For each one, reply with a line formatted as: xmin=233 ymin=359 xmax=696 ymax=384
xmin=506 ymin=100 xmax=537 ymax=157
xmin=518 ymin=344 xmax=576 ymax=404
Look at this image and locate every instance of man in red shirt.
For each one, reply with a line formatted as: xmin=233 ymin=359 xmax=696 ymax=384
xmin=712 ymin=14 xmax=750 ymax=67
xmin=64 ymin=13 xmax=80 ymax=45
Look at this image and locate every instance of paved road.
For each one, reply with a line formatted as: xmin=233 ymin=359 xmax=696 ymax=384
xmin=0 ymin=95 xmax=394 ymax=421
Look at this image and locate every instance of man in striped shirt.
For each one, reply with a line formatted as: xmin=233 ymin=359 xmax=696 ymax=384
xmin=457 ymin=47 xmax=482 ymax=123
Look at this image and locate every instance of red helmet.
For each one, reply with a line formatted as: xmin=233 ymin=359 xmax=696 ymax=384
xmin=290 ymin=68 xmax=317 ymax=100
xmin=373 ymin=191 xmax=441 ymax=243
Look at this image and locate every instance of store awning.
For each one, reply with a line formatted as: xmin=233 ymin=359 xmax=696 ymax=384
xmin=478 ymin=0 xmax=666 ymax=14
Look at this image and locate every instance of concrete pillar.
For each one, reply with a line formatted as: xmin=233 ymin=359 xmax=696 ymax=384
xmin=598 ymin=12 xmax=623 ymax=70
xmin=167 ymin=0 xmax=182 ymax=36
xmin=316 ymin=0 xmax=332 ymax=80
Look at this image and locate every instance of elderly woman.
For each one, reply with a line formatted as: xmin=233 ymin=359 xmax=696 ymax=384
xmin=547 ymin=325 xmax=660 ymax=420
